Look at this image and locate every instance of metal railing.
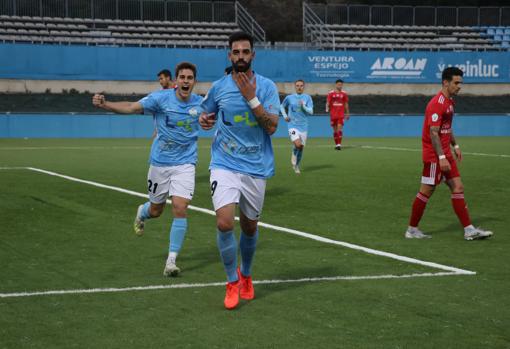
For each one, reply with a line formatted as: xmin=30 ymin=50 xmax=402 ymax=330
xmin=235 ymin=1 xmax=265 ymax=43
xmin=303 ymin=1 xmax=334 ymax=50
xmin=0 ymin=0 xmax=266 ymax=42
xmin=0 ymin=0 xmax=237 ymax=22
xmin=307 ymin=3 xmax=510 ymax=27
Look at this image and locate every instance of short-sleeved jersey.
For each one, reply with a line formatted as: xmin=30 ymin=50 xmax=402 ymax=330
xmin=200 ymin=73 xmax=280 ymax=179
xmin=281 ymin=93 xmax=313 ymax=132
xmin=422 ymin=91 xmax=455 ymax=162
xmin=327 ymin=90 xmax=348 ymax=118
xmin=139 ymin=89 xmax=203 ymax=166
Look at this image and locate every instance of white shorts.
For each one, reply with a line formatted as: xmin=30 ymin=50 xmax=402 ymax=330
xmin=147 ymin=164 xmax=195 ymax=204
xmin=288 ymin=128 xmax=307 ymax=145
xmin=210 ymin=169 xmax=266 ymax=220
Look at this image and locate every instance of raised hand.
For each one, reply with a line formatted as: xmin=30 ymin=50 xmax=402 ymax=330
xmin=92 ymin=94 xmax=106 ymax=108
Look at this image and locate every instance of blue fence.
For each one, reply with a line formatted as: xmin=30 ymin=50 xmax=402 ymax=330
xmin=1 ymin=44 xmax=510 ymax=83
xmin=1 ymin=114 xmax=509 ymax=138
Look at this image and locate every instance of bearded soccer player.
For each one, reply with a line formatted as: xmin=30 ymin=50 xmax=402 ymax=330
xmin=326 ymin=79 xmax=349 ymax=150
xmin=93 ymin=62 xmax=202 ymax=275
xmin=199 ymin=31 xmax=279 ymax=310
xmin=405 ymin=67 xmax=493 ymax=241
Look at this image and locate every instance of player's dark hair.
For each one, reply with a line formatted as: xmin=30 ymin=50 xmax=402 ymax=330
xmin=228 ymin=31 xmax=254 ymax=49
xmin=335 ymin=79 xmax=344 ymax=84
xmin=175 ymin=62 xmax=197 ymax=78
xmin=158 ymin=69 xmax=172 ymax=79
xmin=442 ymin=67 xmax=463 ymax=82
xmin=224 ymin=66 xmax=233 ymax=75
xmin=295 ymin=79 xmax=305 ymax=84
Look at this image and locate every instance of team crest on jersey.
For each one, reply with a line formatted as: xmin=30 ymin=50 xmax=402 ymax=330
xmin=431 ymin=113 xmax=439 ymax=122
xmin=189 ymin=107 xmax=198 ymax=117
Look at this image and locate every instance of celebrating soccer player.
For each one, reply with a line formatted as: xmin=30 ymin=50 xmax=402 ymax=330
xmin=405 ymin=67 xmax=493 ymax=241
xmin=280 ymin=79 xmax=314 ymax=174
xmin=199 ymin=31 xmax=279 ymax=310
xmin=92 ymin=62 xmax=202 ymax=276
xmin=326 ymin=79 xmax=349 ymax=150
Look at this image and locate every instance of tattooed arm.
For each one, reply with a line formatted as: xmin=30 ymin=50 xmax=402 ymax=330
xmin=251 ymin=105 xmax=278 ymax=135
xmin=430 ymin=125 xmax=451 ymax=172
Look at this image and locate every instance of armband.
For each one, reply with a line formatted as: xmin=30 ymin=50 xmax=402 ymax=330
xmin=438 ymin=155 xmax=446 ymax=160
xmin=248 ymin=97 xmax=261 ymax=109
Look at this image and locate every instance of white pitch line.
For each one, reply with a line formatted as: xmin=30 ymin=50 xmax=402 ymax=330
xmin=2 ymin=143 xmax=508 ymax=158
xmin=358 ymin=145 xmax=510 ymax=158
xmin=21 ymin=167 xmax=475 ymax=275
xmin=0 ymin=271 xmax=465 ymax=299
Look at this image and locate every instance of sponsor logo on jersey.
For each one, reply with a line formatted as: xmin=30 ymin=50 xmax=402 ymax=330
xmin=369 ymin=57 xmax=427 ymax=79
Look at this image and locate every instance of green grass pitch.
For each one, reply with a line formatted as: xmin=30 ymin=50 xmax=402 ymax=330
xmin=1 ymin=137 xmax=509 ymax=348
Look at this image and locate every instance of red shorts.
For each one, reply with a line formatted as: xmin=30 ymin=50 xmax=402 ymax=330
xmin=421 ymin=158 xmax=460 ymax=185
xmin=330 ymin=117 xmax=344 ymax=127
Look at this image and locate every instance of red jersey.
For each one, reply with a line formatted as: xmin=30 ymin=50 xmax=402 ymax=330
xmin=327 ymin=90 xmax=348 ymax=118
xmin=422 ymin=91 xmax=455 ymax=162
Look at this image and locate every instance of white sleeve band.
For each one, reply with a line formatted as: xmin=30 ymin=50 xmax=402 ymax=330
xmin=454 ymin=145 xmax=460 ymax=149
xmin=439 ymin=155 xmax=446 ymax=160
xmin=248 ymin=97 xmax=261 ymax=109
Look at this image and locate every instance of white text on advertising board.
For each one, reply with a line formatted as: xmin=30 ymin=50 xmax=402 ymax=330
xmin=437 ymin=60 xmax=499 ymax=78
xmin=308 ymin=56 xmax=355 ymax=78
xmin=369 ymin=57 xmax=427 ymax=79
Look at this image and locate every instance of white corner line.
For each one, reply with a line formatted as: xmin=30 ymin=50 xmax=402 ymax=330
xmin=0 ymin=271 xmax=470 ymax=299
xmin=18 ymin=166 xmax=476 ymax=276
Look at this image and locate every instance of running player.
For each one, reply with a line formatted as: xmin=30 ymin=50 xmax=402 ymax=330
xmin=405 ymin=67 xmax=493 ymax=241
xmin=92 ymin=62 xmax=202 ymax=275
xmin=326 ymin=79 xmax=349 ymax=150
xmin=280 ymin=79 xmax=313 ymax=174
xmin=199 ymin=31 xmax=279 ymax=310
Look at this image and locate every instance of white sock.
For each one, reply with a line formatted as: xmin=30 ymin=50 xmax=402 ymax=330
xmin=464 ymin=225 xmax=475 ymax=233
xmin=167 ymin=252 xmax=178 ymax=264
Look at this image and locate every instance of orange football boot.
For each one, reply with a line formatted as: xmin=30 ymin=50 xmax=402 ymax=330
xmin=224 ymin=280 xmax=240 ymax=310
xmin=238 ymin=267 xmax=255 ymax=300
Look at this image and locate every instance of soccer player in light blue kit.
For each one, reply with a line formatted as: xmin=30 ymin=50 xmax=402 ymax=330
xmin=280 ymin=79 xmax=313 ymax=174
xmin=199 ymin=31 xmax=280 ymax=310
xmin=92 ymin=62 xmax=202 ymax=277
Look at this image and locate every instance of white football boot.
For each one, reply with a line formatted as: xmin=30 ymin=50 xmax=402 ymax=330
xmin=464 ymin=227 xmax=493 ymax=241
xmin=405 ymin=227 xmax=431 ymax=239
xmin=133 ymin=204 xmax=145 ymax=236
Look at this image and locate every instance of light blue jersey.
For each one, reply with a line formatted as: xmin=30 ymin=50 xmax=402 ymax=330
xmin=139 ymin=89 xmax=203 ymax=166
xmin=201 ymin=73 xmax=280 ymax=178
xmin=281 ymin=93 xmax=313 ymax=132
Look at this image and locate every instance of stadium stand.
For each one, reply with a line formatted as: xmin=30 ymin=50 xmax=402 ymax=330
xmin=0 ymin=1 xmax=264 ymax=48
xmin=303 ymin=3 xmax=510 ymax=51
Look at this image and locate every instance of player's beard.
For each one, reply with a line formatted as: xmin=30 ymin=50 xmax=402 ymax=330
xmin=232 ymin=59 xmax=251 ymax=73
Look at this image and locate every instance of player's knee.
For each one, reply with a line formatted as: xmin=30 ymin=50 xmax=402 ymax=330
xmin=149 ymin=205 xmax=164 ymax=218
xmin=452 ymin=183 xmax=464 ymax=193
xmin=217 ymin=218 xmax=234 ymax=232
xmin=172 ymin=205 xmax=187 ymax=218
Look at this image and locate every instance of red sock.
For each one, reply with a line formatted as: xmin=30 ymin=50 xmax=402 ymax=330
xmin=333 ymin=132 xmax=340 ymax=145
xmin=338 ymin=130 xmax=343 ymax=145
xmin=409 ymin=192 xmax=429 ymax=227
xmin=451 ymin=192 xmax=472 ymax=227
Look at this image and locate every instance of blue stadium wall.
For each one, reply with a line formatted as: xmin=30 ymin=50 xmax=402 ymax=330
xmin=1 ymin=44 xmax=510 ymax=83
xmin=1 ymin=114 xmax=509 ymax=138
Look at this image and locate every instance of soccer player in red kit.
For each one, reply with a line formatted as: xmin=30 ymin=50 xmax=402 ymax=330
xmin=326 ymin=79 xmax=349 ymax=150
xmin=405 ymin=67 xmax=493 ymax=241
